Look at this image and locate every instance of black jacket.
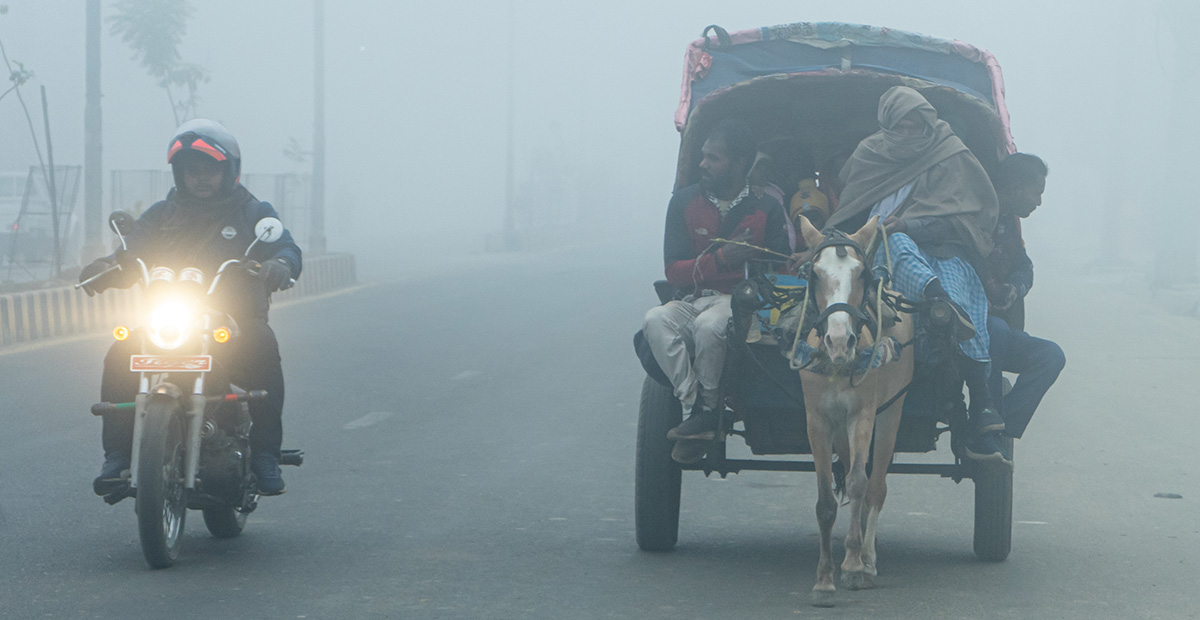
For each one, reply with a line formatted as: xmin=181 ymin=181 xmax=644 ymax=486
xmin=986 ymin=214 xmax=1034 ymax=330
xmin=114 ymin=185 xmax=302 ymax=322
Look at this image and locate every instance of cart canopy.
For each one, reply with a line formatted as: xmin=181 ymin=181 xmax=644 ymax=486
xmin=673 ymin=23 xmax=1015 ymax=190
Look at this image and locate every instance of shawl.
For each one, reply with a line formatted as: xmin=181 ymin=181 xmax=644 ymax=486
xmin=830 ymin=86 xmax=997 ymax=258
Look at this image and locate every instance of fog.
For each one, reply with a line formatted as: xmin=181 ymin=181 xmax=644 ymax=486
xmin=5 ymin=3 xmax=1200 ymax=613
xmin=0 ymin=0 xmax=1196 ymax=280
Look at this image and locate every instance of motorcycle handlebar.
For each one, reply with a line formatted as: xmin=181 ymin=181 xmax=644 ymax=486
xmin=74 ymin=263 xmax=122 ymax=290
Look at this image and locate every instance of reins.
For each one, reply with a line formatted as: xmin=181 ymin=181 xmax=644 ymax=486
xmin=788 ymin=225 xmax=889 ymax=377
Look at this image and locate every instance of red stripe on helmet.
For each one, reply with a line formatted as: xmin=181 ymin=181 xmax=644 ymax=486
xmin=188 ymin=138 xmax=228 ymax=161
xmin=167 ymin=140 xmax=184 ymax=163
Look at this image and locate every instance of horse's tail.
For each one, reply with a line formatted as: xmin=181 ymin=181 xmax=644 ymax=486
xmin=832 ymin=458 xmax=848 ymax=503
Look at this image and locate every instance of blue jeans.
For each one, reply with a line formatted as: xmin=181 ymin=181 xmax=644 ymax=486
xmin=987 ymin=316 xmax=1065 ymax=438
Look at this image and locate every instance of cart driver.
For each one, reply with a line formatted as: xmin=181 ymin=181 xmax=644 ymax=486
xmin=642 ymin=119 xmax=791 ymax=464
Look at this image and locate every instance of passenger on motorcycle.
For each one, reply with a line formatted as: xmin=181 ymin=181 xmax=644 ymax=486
xmin=80 ymin=119 xmax=301 ymax=496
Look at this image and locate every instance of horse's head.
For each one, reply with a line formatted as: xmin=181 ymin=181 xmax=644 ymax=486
xmin=799 ymin=216 xmax=880 ymax=366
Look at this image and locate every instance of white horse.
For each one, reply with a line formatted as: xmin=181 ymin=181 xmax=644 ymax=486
xmin=795 ymin=216 xmax=915 ymax=606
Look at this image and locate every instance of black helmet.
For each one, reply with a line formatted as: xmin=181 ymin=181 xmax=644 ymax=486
xmin=167 ymin=118 xmax=242 ymax=197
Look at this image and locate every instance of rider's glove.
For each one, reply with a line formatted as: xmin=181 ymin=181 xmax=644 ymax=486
xmin=259 ymin=257 xmax=294 ymax=292
xmin=78 ymin=257 xmax=118 ymax=297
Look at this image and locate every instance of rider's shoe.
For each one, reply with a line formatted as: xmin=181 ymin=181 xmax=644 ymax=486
xmin=671 ymin=439 xmax=710 ymax=464
xmin=92 ymin=452 xmax=131 ymax=496
xmin=926 ymin=297 xmax=975 ymax=342
xmin=965 ymin=432 xmax=1013 ymax=469
xmin=252 ymin=452 xmax=286 ymax=496
xmin=667 ymin=407 xmax=719 ymax=441
xmin=970 ymin=407 xmax=1006 ymax=435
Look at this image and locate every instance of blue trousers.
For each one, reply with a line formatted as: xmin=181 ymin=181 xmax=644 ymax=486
xmin=987 ymin=316 xmax=1065 ymax=438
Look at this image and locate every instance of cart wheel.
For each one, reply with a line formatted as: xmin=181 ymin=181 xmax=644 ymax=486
xmin=635 ymin=376 xmax=682 ymax=551
xmin=972 ymin=436 xmax=1013 ymax=561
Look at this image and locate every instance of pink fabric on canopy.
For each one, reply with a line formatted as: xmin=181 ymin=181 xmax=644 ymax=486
xmin=675 ymin=27 xmax=765 ymax=131
xmin=949 ymin=40 xmax=1016 ymax=155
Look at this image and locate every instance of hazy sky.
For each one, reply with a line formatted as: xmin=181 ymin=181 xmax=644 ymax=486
xmin=0 ymin=0 xmax=1192 ymax=262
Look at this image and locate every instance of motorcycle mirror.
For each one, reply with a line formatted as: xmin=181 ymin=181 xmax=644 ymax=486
xmin=109 ymin=211 xmax=135 ymax=237
xmin=254 ymin=217 xmax=284 ymax=244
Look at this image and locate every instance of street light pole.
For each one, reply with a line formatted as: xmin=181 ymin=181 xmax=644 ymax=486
xmin=503 ymin=0 xmax=516 ymax=250
xmin=84 ymin=0 xmax=102 ymax=261
xmin=311 ymin=0 xmax=327 ymax=254
xmin=1155 ymin=0 xmax=1199 ymax=286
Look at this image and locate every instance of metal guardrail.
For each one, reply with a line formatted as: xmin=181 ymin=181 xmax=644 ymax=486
xmin=0 ymin=253 xmax=355 ymax=349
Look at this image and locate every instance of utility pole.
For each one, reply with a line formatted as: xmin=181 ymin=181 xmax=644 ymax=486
xmin=503 ymin=0 xmax=516 ymax=250
xmin=1155 ymin=0 xmax=1199 ymax=286
xmin=40 ymin=86 xmax=61 ymax=275
xmin=310 ymin=0 xmax=327 ymax=255
xmin=84 ymin=0 xmax=102 ymax=261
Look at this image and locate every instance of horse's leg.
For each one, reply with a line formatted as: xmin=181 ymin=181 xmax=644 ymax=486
xmin=861 ymin=344 xmax=914 ymax=588
xmin=839 ymin=403 xmax=874 ymax=590
xmin=808 ymin=412 xmax=838 ymax=607
xmin=860 ymin=403 xmax=903 ymax=588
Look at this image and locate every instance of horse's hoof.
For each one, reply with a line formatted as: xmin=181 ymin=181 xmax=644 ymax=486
xmin=841 ymin=570 xmax=867 ymax=591
xmin=810 ymin=589 xmax=836 ymax=608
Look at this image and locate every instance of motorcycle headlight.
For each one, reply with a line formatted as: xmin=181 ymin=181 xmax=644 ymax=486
xmin=147 ymin=299 xmax=194 ymax=350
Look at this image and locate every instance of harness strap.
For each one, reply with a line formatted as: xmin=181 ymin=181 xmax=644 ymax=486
xmin=812 ymin=302 xmax=878 ymax=339
xmin=875 ymin=381 xmax=912 ymax=416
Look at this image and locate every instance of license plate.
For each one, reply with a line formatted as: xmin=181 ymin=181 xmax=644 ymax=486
xmin=130 ymin=355 xmax=212 ymax=372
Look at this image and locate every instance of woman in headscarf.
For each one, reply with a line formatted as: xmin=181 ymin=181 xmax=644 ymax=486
xmin=827 ymin=85 xmax=1007 ymax=466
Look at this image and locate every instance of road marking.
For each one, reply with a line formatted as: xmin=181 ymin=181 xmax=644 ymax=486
xmin=450 ymin=370 xmax=482 ymax=381
xmin=1017 ymin=520 xmax=1049 ymax=525
xmin=344 ymin=411 xmax=395 ymax=429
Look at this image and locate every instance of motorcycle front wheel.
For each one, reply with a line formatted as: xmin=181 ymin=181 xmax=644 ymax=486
xmin=136 ymin=396 xmax=189 ymax=568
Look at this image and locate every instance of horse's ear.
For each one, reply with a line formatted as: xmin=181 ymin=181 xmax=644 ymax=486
xmin=850 ymin=216 xmax=880 ymax=254
xmin=799 ymin=215 xmax=824 ymax=251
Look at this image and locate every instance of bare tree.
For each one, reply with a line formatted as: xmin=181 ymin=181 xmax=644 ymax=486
xmin=109 ymin=0 xmax=208 ymax=125
xmin=1 ymin=4 xmax=65 ymax=276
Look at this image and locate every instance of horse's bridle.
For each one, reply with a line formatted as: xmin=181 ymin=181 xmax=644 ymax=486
xmin=800 ymin=229 xmax=878 ymax=341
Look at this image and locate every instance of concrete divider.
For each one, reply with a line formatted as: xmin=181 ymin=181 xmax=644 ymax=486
xmin=0 ymin=253 xmax=356 ymax=350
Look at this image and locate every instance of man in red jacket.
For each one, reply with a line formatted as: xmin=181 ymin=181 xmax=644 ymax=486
xmin=642 ymin=119 xmax=790 ymax=462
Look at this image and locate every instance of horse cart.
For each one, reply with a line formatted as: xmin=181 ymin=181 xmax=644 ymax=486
xmin=634 ymin=22 xmax=1018 ymax=567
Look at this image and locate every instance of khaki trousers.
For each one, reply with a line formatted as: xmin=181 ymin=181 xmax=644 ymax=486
xmin=642 ymin=294 xmax=732 ymax=414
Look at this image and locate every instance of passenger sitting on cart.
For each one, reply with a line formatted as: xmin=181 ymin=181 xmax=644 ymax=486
xmin=826 ymin=86 xmax=1006 ymax=464
xmin=985 ymin=153 xmax=1065 ymax=443
xmin=747 ymin=138 xmax=829 ymax=232
xmin=643 ymin=119 xmax=791 ymax=463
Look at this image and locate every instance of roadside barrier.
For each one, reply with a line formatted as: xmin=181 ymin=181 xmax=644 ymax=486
xmin=0 ymin=253 xmax=355 ymax=350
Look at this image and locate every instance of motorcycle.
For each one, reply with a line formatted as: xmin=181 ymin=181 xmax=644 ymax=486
xmin=79 ymin=211 xmax=303 ymax=568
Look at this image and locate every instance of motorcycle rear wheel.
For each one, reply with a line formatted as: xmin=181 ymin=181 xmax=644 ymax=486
xmin=136 ymin=397 xmax=189 ymax=568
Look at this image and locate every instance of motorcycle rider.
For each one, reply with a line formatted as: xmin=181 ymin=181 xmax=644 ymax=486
xmin=80 ymin=119 xmax=301 ymax=496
